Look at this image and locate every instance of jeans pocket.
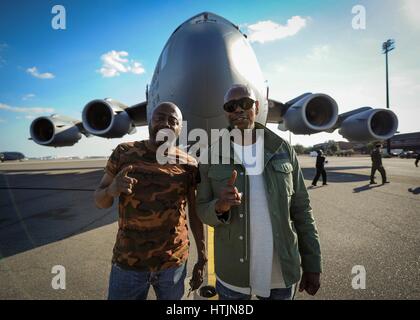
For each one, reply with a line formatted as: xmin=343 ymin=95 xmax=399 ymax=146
xmin=215 ymin=280 xmax=250 ymax=300
xmin=153 ymin=264 xmax=187 ymax=300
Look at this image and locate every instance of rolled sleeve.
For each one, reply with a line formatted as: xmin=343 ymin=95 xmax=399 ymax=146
xmin=104 ymin=145 xmax=122 ymax=176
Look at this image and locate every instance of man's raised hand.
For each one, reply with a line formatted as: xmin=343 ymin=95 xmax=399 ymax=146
xmin=107 ymin=165 xmax=138 ymax=197
xmin=215 ymin=170 xmax=242 ymax=214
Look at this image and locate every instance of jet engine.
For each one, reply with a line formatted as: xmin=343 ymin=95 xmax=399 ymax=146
xmin=30 ymin=115 xmax=82 ymax=147
xmin=282 ymin=93 xmax=338 ymax=134
xmin=82 ymin=98 xmax=135 ymax=138
xmin=338 ymin=108 xmax=398 ymax=142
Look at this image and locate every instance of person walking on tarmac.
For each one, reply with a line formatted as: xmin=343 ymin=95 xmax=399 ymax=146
xmin=312 ymin=150 xmax=328 ymax=186
xmin=370 ymin=144 xmax=390 ymax=185
xmin=415 ymin=153 xmax=420 ymax=167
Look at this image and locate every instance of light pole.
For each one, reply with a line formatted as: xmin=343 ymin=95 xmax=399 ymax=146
xmin=382 ymin=39 xmax=395 ymax=155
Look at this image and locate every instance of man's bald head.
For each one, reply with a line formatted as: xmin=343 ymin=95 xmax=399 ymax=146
xmin=151 ymin=102 xmax=183 ymax=124
xmin=223 ymin=84 xmax=259 ymax=131
xmin=224 ymin=84 xmax=256 ymax=104
xmin=148 ymin=102 xmax=183 ymax=147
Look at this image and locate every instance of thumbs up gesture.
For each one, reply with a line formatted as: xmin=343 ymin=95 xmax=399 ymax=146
xmin=107 ymin=165 xmax=138 ymax=197
xmin=215 ymin=170 xmax=242 ymax=214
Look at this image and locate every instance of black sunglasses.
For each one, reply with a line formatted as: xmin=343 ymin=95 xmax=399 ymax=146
xmin=223 ymin=97 xmax=255 ymax=113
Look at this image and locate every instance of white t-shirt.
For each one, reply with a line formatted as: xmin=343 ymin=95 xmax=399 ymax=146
xmin=216 ymin=140 xmax=286 ymax=297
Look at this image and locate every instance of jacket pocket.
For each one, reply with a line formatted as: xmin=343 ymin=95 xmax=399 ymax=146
xmin=271 ymin=159 xmax=294 ymax=196
xmin=271 ymin=160 xmax=293 ymax=173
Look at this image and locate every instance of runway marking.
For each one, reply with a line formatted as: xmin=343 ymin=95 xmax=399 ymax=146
xmin=207 ymin=226 xmax=217 ymax=300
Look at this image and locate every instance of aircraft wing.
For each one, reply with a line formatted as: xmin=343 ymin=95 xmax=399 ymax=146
xmin=266 ymin=98 xmax=286 ymax=124
xmin=267 ymin=94 xmax=398 ymax=142
xmin=30 ymin=100 xmax=148 ymax=147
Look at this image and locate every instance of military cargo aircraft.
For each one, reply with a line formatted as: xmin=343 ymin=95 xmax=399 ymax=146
xmin=29 ymin=12 xmax=398 ymax=148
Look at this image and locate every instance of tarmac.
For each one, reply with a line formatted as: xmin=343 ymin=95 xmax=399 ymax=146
xmin=0 ymin=156 xmax=419 ymax=299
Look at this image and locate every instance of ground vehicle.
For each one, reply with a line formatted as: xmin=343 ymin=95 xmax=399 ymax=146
xmin=399 ymin=151 xmax=419 ymax=159
xmin=390 ymin=149 xmax=403 ymax=157
xmin=0 ymin=152 xmax=25 ymax=162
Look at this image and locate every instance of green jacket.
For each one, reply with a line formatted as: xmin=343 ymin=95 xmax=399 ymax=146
xmin=196 ymin=123 xmax=322 ymax=288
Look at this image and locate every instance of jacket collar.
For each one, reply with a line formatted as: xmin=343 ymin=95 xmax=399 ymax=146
xmin=209 ymin=122 xmax=287 ymax=167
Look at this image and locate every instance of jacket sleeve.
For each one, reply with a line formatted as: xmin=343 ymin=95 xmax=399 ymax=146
xmin=196 ymin=163 xmax=231 ymax=227
xmin=288 ymin=144 xmax=322 ymax=273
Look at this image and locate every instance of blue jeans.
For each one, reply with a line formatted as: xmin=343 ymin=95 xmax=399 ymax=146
xmin=216 ymin=280 xmax=295 ymax=300
xmin=108 ymin=263 xmax=187 ymax=300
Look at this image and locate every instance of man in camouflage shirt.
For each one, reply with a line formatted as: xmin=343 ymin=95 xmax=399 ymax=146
xmin=95 ymin=102 xmax=207 ymax=300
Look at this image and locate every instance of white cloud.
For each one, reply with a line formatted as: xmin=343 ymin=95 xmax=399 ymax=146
xmin=98 ymin=50 xmax=145 ymax=77
xmin=0 ymin=103 xmax=54 ymax=114
xmin=402 ymin=0 xmax=420 ymax=28
xmin=307 ymin=45 xmax=331 ymax=61
xmin=0 ymin=118 xmax=6 ymax=123
xmin=130 ymin=61 xmax=146 ymax=74
xmin=246 ymin=16 xmax=307 ymax=44
xmin=22 ymin=93 xmax=36 ymax=101
xmin=26 ymin=66 xmax=55 ymax=79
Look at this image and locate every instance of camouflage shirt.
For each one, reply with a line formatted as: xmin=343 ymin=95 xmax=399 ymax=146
xmin=105 ymin=140 xmax=199 ymax=272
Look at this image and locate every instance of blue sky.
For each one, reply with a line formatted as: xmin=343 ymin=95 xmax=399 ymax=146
xmin=0 ymin=0 xmax=419 ymax=157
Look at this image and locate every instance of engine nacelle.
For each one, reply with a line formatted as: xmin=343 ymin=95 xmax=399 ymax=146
xmin=30 ymin=115 xmax=82 ymax=147
xmin=283 ymin=93 xmax=338 ymax=134
xmin=82 ymin=98 xmax=134 ymax=138
xmin=338 ymin=108 xmax=398 ymax=142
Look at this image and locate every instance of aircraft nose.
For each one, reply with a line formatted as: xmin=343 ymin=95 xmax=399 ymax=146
xmin=157 ymin=21 xmax=235 ymax=121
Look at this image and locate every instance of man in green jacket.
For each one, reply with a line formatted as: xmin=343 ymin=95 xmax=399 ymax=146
xmin=196 ymin=84 xmax=322 ymax=300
